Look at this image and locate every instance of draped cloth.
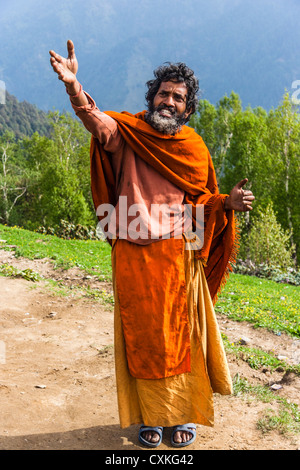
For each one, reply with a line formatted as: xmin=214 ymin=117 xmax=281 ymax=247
xmin=90 ymin=110 xmax=237 ymax=382
xmin=90 ymin=110 xmax=238 ymax=304
xmin=112 ymin=236 xmax=233 ymax=429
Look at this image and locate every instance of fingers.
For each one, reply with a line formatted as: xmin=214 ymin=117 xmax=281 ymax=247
xmin=49 ymin=49 xmax=63 ymax=63
xmin=67 ymin=39 xmax=75 ymax=59
xmin=236 ymin=178 xmax=248 ymax=189
xmin=49 ymin=57 xmax=61 ymax=74
xmin=243 ymin=194 xmax=255 ymax=211
xmin=49 ymin=59 xmax=66 ymax=81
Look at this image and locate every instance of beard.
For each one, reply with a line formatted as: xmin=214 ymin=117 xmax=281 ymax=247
xmin=145 ymin=103 xmax=187 ymax=135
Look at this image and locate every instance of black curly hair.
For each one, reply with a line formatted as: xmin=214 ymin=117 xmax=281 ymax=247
xmin=145 ymin=62 xmax=199 ymax=122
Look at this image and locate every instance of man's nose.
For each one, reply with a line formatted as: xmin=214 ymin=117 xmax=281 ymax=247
xmin=163 ymin=95 xmax=175 ymax=107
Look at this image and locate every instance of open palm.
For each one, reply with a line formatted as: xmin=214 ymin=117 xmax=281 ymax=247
xmin=49 ymin=40 xmax=78 ymax=84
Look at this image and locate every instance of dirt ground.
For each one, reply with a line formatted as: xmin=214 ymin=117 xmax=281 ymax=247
xmin=0 ymin=248 xmax=299 ymax=451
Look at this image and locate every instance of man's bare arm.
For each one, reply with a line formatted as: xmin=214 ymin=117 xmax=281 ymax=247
xmin=49 ymin=40 xmax=89 ymax=107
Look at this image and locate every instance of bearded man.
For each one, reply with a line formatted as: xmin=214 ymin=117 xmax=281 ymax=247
xmin=49 ymin=40 xmax=254 ymax=448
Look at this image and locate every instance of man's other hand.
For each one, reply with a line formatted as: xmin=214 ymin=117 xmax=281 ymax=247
xmin=224 ymin=178 xmax=255 ymax=212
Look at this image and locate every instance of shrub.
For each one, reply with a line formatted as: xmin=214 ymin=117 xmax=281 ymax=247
xmin=238 ymin=203 xmax=295 ymax=271
xmin=36 ymin=219 xmax=101 ymax=240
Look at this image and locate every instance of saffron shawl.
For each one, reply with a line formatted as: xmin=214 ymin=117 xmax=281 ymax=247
xmin=90 ymin=110 xmax=238 ymax=304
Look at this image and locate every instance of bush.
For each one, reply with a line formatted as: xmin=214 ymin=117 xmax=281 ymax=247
xmin=36 ymin=219 xmax=101 ymax=240
xmin=237 ymin=203 xmax=295 ymax=271
xmin=234 ymin=259 xmax=300 ymax=285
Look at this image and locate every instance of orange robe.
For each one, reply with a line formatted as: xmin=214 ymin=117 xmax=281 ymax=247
xmin=90 ymin=110 xmax=237 ymax=382
xmin=112 ymin=236 xmax=233 ymax=428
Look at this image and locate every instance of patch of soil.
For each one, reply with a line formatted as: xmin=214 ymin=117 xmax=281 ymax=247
xmin=0 ymin=249 xmax=299 ymax=450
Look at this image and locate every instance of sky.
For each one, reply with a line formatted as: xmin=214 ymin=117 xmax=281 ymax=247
xmin=0 ymin=0 xmax=300 ymax=112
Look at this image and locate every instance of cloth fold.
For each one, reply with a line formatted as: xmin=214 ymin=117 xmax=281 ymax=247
xmin=112 ymin=239 xmax=233 ymax=429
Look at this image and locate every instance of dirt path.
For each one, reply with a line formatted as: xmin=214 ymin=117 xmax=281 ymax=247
xmin=0 ymin=249 xmax=299 ymax=450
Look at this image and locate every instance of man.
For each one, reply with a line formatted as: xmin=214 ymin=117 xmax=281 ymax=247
xmin=49 ymin=40 xmax=254 ymax=447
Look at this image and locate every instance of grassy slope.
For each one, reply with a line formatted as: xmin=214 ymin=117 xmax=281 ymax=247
xmin=0 ymin=224 xmax=112 ymax=281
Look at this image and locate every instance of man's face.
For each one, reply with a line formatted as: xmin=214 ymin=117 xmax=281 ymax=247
xmin=146 ymin=80 xmax=191 ymax=135
xmin=153 ymin=81 xmax=190 ymax=118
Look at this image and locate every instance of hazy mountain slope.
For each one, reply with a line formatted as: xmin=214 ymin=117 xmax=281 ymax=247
xmin=0 ymin=92 xmax=50 ymax=138
xmin=1 ymin=0 xmax=300 ymax=113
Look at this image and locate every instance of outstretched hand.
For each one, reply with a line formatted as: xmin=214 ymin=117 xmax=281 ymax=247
xmin=49 ymin=40 xmax=78 ymax=85
xmin=225 ymin=178 xmax=255 ymax=212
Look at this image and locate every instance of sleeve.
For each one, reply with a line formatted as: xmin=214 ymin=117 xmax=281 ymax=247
xmin=71 ymin=92 xmax=124 ymax=153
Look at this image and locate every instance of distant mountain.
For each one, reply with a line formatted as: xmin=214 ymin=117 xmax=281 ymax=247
xmin=1 ymin=0 xmax=300 ymax=114
xmin=0 ymin=92 xmax=50 ymax=138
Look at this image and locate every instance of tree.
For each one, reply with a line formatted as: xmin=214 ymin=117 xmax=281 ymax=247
xmin=0 ymin=131 xmax=29 ymax=224
xmin=221 ymin=106 xmax=268 ymax=200
xmin=19 ymin=112 xmax=95 ymax=228
xmin=190 ymin=91 xmax=242 ymax=183
xmin=244 ymin=203 xmax=294 ymax=270
xmin=266 ymin=93 xmax=300 ymax=262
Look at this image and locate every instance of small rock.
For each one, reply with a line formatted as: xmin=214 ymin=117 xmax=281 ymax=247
xmin=270 ymin=384 xmax=282 ymax=391
xmin=238 ymin=336 xmax=251 ymax=346
xmin=46 ymin=312 xmax=57 ymax=318
xmin=277 ymin=355 xmax=288 ymax=361
xmin=35 ymin=384 xmax=46 ymax=389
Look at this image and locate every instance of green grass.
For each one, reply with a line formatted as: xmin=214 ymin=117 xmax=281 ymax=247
xmin=216 ymin=273 xmax=300 ymax=338
xmin=0 ymin=224 xmax=112 ymax=281
xmin=222 ymin=334 xmax=300 ymax=375
xmin=233 ymin=374 xmax=300 ymax=436
xmin=0 ymin=263 xmax=41 ymax=282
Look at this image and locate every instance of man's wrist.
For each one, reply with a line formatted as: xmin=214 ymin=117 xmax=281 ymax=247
xmin=65 ymin=80 xmax=80 ymax=96
xmin=224 ymin=195 xmax=231 ymax=210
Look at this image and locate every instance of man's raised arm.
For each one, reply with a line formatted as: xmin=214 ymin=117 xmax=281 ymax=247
xmin=49 ymin=39 xmax=89 ymax=107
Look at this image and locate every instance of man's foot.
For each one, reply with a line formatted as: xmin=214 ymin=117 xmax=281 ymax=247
xmin=171 ymin=423 xmax=196 ymax=447
xmin=172 ymin=429 xmax=193 ymax=444
xmin=141 ymin=430 xmax=161 ymax=444
xmin=138 ymin=425 xmax=163 ymax=448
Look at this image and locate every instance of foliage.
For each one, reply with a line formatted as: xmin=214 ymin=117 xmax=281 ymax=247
xmin=234 ymin=259 xmax=300 ymax=286
xmin=215 ymin=273 xmax=300 ymax=338
xmin=222 ymin=333 xmax=300 ymax=374
xmin=0 ymin=111 xmax=96 ymax=229
xmin=237 ymin=203 xmax=295 ymax=270
xmin=36 ymin=219 xmax=101 ymax=240
xmin=232 ymin=374 xmax=300 ymax=436
xmin=0 ymin=92 xmax=50 ymax=139
xmin=0 ymin=262 xmax=41 ymax=281
xmin=0 ymin=131 xmax=30 ymax=225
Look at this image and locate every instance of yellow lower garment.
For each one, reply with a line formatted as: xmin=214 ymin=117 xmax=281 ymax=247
xmin=111 ymin=238 xmax=232 ymax=429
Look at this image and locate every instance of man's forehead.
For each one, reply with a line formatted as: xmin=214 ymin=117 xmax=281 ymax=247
xmin=158 ymin=81 xmax=188 ymax=95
